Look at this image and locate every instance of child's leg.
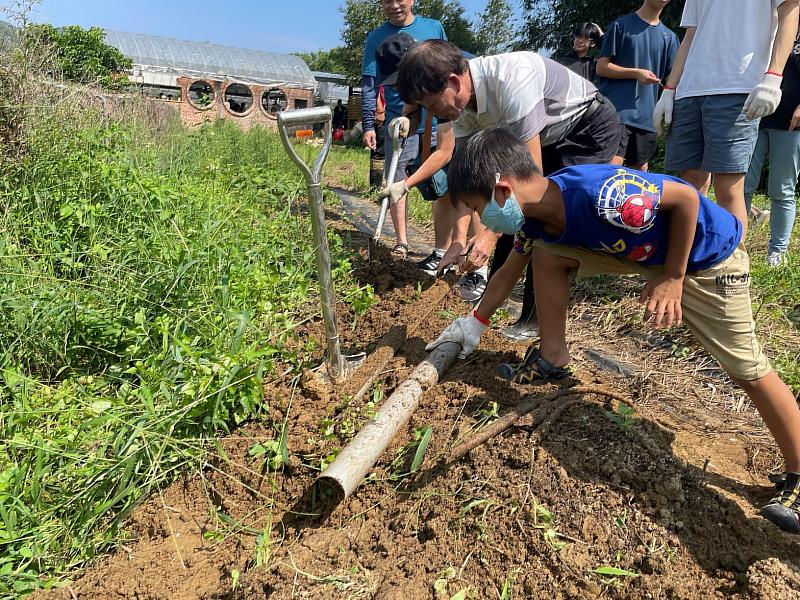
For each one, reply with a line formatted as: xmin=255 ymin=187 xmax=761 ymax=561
xmin=733 ymin=372 xmax=800 ymax=473
xmin=532 ymin=247 xmax=576 ymax=368
xmin=390 ymin=194 xmax=409 ymax=246
xmin=713 ymin=172 xmax=748 ymax=239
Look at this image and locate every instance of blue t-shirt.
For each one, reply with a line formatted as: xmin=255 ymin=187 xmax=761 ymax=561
xmin=597 ymin=13 xmax=679 ymax=132
xmin=513 ymin=165 xmax=742 ymax=272
xmin=362 ymin=16 xmax=447 ymax=129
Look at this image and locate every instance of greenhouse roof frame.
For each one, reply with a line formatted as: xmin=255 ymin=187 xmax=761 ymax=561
xmin=105 ymin=30 xmax=316 ymax=89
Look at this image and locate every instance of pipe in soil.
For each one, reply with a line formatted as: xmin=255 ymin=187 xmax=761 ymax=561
xmin=318 ymin=341 xmax=461 ymax=499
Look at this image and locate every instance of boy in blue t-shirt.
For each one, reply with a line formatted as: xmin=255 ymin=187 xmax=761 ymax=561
xmin=597 ymin=0 xmax=679 ymax=170
xmin=428 ymin=127 xmax=800 ymax=535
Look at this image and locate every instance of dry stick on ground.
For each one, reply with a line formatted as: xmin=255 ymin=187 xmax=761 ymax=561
xmin=448 ymin=385 xmax=628 ymax=462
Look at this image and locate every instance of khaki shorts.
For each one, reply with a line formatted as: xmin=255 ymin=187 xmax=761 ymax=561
xmin=533 ymin=241 xmax=771 ymax=381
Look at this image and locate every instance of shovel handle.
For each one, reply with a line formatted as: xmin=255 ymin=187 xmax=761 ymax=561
xmin=277 ymin=107 xmax=333 ymax=185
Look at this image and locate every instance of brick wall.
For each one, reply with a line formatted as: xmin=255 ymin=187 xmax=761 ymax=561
xmin=175 ymin=77 xmax=314 ymax=130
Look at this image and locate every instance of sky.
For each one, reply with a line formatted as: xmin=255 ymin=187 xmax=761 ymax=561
xmin=30 ymin=1 xmax=499 ymax=54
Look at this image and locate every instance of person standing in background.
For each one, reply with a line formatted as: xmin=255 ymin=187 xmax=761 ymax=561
xmin=361 ymin=0 xmax=447 ymax=259
xmin=557 ymin=22 xmax=604 ymax=84
xmin=596 ymin=0 xmax=679 ymax=170
xmin=745 ymin=17 xmax=800 ymax=268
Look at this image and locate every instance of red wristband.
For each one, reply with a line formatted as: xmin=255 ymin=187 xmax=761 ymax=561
xmin=766 ymin=71 xmax=784 ymax=78
xmin=663 ymin=85 xmax=676 ymax=90
xmin=472 ymin=309 xmax=490 ymax=326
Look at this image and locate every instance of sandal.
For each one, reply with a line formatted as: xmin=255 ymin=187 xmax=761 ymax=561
xmin=761 ymin=471 xmax=800 ymax=534
xmin=391 ymin=243 xmax=409 ymax=260
xmin=496 ymin=346 xmax=572 ymax=385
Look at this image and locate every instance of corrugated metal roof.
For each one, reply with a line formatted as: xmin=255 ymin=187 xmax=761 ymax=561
xmin=105 ymin=30 xmax=316 ymax=89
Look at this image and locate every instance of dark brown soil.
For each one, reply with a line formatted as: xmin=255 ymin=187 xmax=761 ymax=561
xmin=40 ymin=212 xmax=800 ymax=600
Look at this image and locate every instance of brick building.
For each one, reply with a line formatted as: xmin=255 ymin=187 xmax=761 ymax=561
xmin=104 ymin=30 xmax=316 ymax=129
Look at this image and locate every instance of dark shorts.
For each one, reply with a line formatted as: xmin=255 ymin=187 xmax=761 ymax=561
xmin=541 ymin=94 xmax=622 ymax=175
xmin=664 ymin=94 xmax=759 ymax=173
xmin=407 ymin=144 xmax=449 ymax=201
xmin=617 ymin=124 xmax=658 ymax=166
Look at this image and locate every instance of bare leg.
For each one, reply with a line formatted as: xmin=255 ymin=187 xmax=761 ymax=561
xmin=612 ymin=155 xmax=625 ymax=166
xmin=532 ymin=248 xmax=576 ymax=368
xmin=680 ymin=169 xmax=711 ymax=195
xmin=390 ymin=193 xmax=408 ymax=246
xmin=734 ymin=371 xmax=800 ymax=472
xmin=432 ymin=194 xmax=454 ymax=250
xmin=712 ymin=172 xmax=748 ymax=239
xmin=628 ymin=162 xmax=649 ymax=171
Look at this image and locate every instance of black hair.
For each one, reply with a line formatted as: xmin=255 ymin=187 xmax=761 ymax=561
xmin=447 ymin=128 xmax=542 ymax=207
xmin=396 ymin=40 xmax=469 ymax=104
xmin=572 ymin=22 xmax=603 ymax=46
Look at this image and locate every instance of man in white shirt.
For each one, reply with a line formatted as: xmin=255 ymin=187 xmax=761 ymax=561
xmin=654 ymin=0 xmax=800 ymax=237
xmin=396 ymin=41 xmax=622 ymax=339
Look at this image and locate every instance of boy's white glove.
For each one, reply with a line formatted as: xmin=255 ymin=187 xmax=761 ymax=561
xmin=744 ymin=73 xmax=783 ymax=120
xmin=378 ymin=180 xmax=409 ymax=206
xmin=389 ymin=116 xmax=411 ymax=139
xmin=425 ymin=314 xmax=486 ymax=359
xmin=653 ymin=89 xmax=675 ymax=136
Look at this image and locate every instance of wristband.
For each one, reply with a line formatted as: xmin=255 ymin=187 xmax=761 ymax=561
xmin=663 ymin=85 xmax=676 ymax=90
xmin=472 ymin=309 xmax=490 ymax=326
xmin=765 ymin=71 xmax=784 ymax=78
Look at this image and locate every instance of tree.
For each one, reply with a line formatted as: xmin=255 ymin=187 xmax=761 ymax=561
xmin=339 ymin=0 xmax=480 ymax=83
xmin=24 ymin=24 xmax=132 ymax=90
xmin=474 ymin=0 xmax=516 ymax=55
xmin=293 ymin=48 xmax=350 ymax=74
xmin=518 ymin=0 xmax=685 ymax=53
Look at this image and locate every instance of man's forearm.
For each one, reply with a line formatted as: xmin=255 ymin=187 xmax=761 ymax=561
xmin=361 ymin=75 xmax=377 ymax=132
xmin=768 ymin=1 xmax=800 ymax=73
xmin=661 ymin=182 xmax=699 ymax=279
xmin=665 ymin=27 xmax=696 ymax=88
xmin=475 ymin=252 xmax=529 ymax=321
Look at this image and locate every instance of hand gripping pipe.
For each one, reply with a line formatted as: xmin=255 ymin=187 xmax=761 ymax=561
xmin=317 ymin=341 xmax=461 ymax=499
xmin=373 ymin=118 xmax=403 ymax=241
xmin=278 ymin=106 xmax=346 ymax=379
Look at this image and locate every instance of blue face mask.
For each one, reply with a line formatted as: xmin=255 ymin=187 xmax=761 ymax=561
xmin=480 ymin=174 xmax=524 ymax=235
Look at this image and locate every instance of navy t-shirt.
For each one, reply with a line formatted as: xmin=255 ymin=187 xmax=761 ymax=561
xmin=597 ymin=13 xmax=679 ymax=132
xmin=513 ymin=165 xmax=742 ymax=272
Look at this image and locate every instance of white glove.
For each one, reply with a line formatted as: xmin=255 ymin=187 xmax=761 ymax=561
xmin=425 ymin=314 xmax=486 ymax=359
xmin=653 ymin=89 xmax=675 ymax=137
xmin=389 ymin=116 xmax=411 ymax=139
xmin=377 ymin=180 xmax=409 ymax=206
xmin=743 ymin=73 xmax=783 ymax=120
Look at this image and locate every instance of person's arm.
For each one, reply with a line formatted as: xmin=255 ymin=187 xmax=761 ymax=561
xmin=361 ymin=75 xmax=377 ymax=149
xmin=596 ymin=58 xmax=661 ymax=84
xmin=474 ymin=250 xmax=530 ymax=321
xmin=638 ymin=180 xmax=699 ymax=329
xmin=405 ymin=122 xmax=454 ymax=187
xmin=664 ymin=26 xmax=696 ymax=88
xmin=768 ymin=1 xmax=800 ymax=74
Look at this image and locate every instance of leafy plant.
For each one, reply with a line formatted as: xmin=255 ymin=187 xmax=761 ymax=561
xmin=606 ymin=402 xmax=636 ymax=433
xmin=390 ymin=425 xmax=433 ymax=479
xmin=249 ymin=425 xmax=289 ymax=472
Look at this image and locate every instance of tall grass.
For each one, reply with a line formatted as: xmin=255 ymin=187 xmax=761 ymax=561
xmin=0 ymin=105 xmax=374 ymax=596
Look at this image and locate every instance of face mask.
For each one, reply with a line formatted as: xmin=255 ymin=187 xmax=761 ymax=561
xmin=480 ymin=173 xmax=524 ymax=235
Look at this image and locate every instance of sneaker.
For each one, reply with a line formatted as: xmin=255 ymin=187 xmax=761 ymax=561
xmin=416 ymin=250 xmax=445 ymax=276
xmin=761 ymin=471 xmax=800 ymax=534
xmin=750 ymin=206 xmax=770 ymax=225
xmin=459 ymin=270 xmax=487 ymax=302
xmin=767 ymin=251 xmax=787 ymax=268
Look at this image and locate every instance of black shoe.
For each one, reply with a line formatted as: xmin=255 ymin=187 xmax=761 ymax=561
xmin=761 ymin=471 xmax=800 ymax=534
xmin=459 ymin=271 xmax=487 ymax=302
xmin=496 ymin=346 xmax=572 ymax=384
xmin=417 ymin=251 xmax=444 ymax=276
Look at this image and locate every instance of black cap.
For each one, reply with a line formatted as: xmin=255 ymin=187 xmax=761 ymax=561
xmin=375 ymin=33 xmax=418 ymax=86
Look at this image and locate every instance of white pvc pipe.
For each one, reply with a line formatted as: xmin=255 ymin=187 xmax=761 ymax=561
xmin=317 ymin=341 xmax=461 ymax=499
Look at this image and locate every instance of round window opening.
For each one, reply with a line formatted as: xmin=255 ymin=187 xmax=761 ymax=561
xmin=188 ymin=80 xmax=214 ymax=109
xmin=224 ymin=83 xmax=253 ymax=114
xmin=262 ymin=88 xmax=288 ymax=117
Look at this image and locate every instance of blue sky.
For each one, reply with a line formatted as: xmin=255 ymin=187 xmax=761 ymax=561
xmin=32 ymin=1 xmax=501 ymax=54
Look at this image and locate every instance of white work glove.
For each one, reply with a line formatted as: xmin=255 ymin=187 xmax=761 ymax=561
xmin=389 ymin=116 xmax=411 ymax=139
xmin=425 ymin=314 xmax=486 ymax=359
xmin=743 ymin=73 xmax=783 ymax=120
xmin=377 ymin=180 xmax=409 ymax=206
xmin=653 ymin=89 xmax=675 ymax=137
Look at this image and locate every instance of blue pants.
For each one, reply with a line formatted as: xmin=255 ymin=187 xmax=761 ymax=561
xmin=744 ymin=128 xmax=800 ymax=254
